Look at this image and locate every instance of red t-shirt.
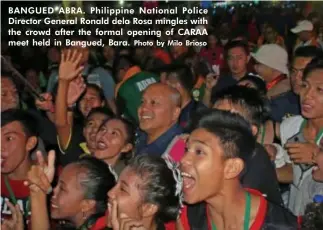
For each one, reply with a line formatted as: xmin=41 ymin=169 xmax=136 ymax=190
xmin=1 ymin=174 xmax=31 ymax=228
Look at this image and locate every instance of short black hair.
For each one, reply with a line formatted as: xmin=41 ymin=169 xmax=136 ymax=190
xmin=128 ymin=155 xmax=181 ymax=223
xmin=303 ymin=58 xmax=323 ymax=81
xmin=165 ymin=64 xmax=195 ymax=93
xmin=1 ymin=109 xmax=38 ymax=137
xmin=214 ymin=85 xmax=270 ymax=129
xmin=294 ymin=46 xmax=323 ymax=60
xmin=189 ymin=109 xmax=256 ymax=163
xmin=238 ymin=74 xmax=267 ymax=95
xmin=114 ymin=55 xmax=135 ymax=72
xmin=87 ymin=107 xmax=115 ymax=120
xmin=302 ymin=202 xmax=323 ymax=230
xmin=224 ymin=40 xmax=249 ymax=57
xmin=73 ymin=156 xmax=116 ymax=214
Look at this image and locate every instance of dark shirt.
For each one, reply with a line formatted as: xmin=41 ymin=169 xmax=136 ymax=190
xmin=179 ymin=100 xmax=207 ymax=129
xmin=241 ymin=143 xmax=283 ymax=205
xmin=270 ymin=91 xmax=301 ymax=122
xmin=135 ymin=124 xmax=183 ymax=157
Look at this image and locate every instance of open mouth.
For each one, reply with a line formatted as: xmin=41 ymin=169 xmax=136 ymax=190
xmin=140 ymin=115 xmax=153 ymax=121
xmin=181 ymin=172 xmax=196 ymax=193
xmin=51 ymin=201 xmax=59 ymax=209
xmin=97 ymin=140 xmax=107 ymax=150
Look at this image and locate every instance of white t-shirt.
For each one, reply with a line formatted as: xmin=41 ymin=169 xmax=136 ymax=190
xmin=280 ymin=115 xmax=323 ymax=215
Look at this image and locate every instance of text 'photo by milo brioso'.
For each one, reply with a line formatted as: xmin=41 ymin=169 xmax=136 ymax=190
xmin=4 ymin=1 xmax=209 ymax=50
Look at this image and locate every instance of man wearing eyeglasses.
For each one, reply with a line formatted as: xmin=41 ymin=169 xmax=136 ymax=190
xmin=290 ymin=46 xmax=323 ymax=95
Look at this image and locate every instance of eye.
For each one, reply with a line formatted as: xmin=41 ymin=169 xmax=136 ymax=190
xmin=195 ymin=148 xmax=204 ymax=155
xmin=6 ymin=136 xmax=13 ymax=141
xmin=317 ymin=87 xmax=323 ymax=93
xmin=151 ymin=100 xmax=157 ymax=106
xmin=301 ymin=82 xmax=308 ymax=88
xmin=87 ymin=121 xmax=94 ymax=127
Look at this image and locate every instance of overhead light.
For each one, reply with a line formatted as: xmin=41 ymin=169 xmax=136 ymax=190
xmin=120 ymin=0 xmax=124 ymax=6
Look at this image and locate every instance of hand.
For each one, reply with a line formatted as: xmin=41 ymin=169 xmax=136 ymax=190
xmin=67 ymin=76 xmax=86 ymax=107
xmin=59 ymin=49 xmax=84 ymax=82
xmin=264 ymin=144 xmax=277 ymax=161
xmin=285 ymin=142 xmax=319 ymax=164
xmin=24 ymin=150 xmax=55 ymax=193
xmin=1 ymin=200 xmax=24 ymax=230
xmin=110 ymin=200 xmax=147 ymax=230
xmin=205 ymin=73 xmax=218 ymax=91
xmin=35 ymin=93 xmax=54 ymax=112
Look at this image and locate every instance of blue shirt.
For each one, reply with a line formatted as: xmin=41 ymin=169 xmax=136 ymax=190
xmin=179 ymin=100 xmax=207 ymax=128
xmin=46 ymin=65 xmax=115 ymax=99
xmin=270 ymin=90 xmax=301 ymax=122
xmin=135 ymin=124 xmax=183 ymax=157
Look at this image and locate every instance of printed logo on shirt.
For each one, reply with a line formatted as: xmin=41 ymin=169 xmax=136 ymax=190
xmin=136 ymin=78 xmax=157 ymax=92
xmin=0 ymin=196 xmax=30 ymax=216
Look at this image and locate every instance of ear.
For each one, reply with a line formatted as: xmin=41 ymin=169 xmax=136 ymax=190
xmin=81 ymin=199 xmax=96 ymax=214
xmin=141 ymin=203 xmax=158 ymax=218
xmin=26 ymin=136 xmax=38 ymax=152
xmin=120 ymin=143 xmax=133 ymax=154
xmin=251 ymin=125 xmax=258 ymax=137
xmin=172 ymin=106 xmax=181 ymax=121
xmin=223 ymin=158 xmax=244 ymax=180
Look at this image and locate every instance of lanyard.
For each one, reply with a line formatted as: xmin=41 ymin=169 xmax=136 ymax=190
xmin=211 ymin=192 xmax=251 ymax=230
xmin=259 ymin=125 xmax=266 ymax=145
xmin=266 ymin=75 xmax=287 ymax=91
xmin=4 ymin=176 xmax=30 ymax=219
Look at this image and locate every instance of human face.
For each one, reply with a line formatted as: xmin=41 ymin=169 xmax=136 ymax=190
xmin=180 ymin=128 xmax=225 ymax=204
xmin=254 ymin=62 xmax=272 ymax=81
xmin=264 ymin=27 xmax=276 ymax=43
xmin=83 ymin=113 xmax=109 ymax=151
xmin=290 ymin=57 xmax=312 ymax=94
xmin=1 ymin=77 xmax=19 ymax=112
xmin=138 ymin=85 xmax=179 ymax=135
xmin=1 ymin=121 xmax=33 ymax=174
xmin=95 ymin=119 xmax=132 ymax=161
xmin=79 ymin=87 xmax=103 ymax=117
xmin=51 ymin=164 xmax=86 ymax=220
xmin=26 ymin=69 xmax=39 ymax=89
xmin=108 ymin=167 xmax=143 ymax=220
xmin=227 ymin=47 xmax=248 ymax=77
xmin=299 ymin=69 xmax=323 ymax=119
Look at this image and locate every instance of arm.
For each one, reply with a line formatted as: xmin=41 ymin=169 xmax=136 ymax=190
xmin=30 ymin=191 xmax=50 ymax=230
xmin=276 ymin=163 xmax=293 ymax=184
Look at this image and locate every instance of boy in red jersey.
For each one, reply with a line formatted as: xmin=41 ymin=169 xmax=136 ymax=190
xmin=1 ymin=109 xmax=39 ymax=228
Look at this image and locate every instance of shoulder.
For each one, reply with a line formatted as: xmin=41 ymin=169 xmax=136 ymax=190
xmin=280 ymin=115 xmax=304 ymax=140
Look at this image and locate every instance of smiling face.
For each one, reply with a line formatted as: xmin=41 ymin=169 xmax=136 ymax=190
xmin=299 ymin=69 xmax=323 ymax=119
xmin=51 ymin=164 xmax=86 ymax=220
xmin=180 ymin=128 xmax=225 ymax=204
xmin=83 ymin=113 xmax=109 ymax=151
xmin=94 ymin=119 xmax=133 ymax=162
xmin=138 ymin=84 xmax=180 ymax=135
xmin=108 ymin=167 xmax=144 ymax=220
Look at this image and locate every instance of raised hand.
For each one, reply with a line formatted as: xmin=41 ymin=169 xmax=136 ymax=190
xmin=285 ymin=142 xmax=320 ymax=164
xmin=110 ymin=200 xmax=147 ymax=230
xmin=205 ymin=73 xmax=218 ymax=91
xmin=1 ymin=200 xmax=24 ymax=230
xmin=24 ymin=150 xmax=55 ymax=194
xmin=67 ymin=75 xmax=86 ymax=107
xmin=35 ymin=93 xmax=54 ymax=112
xmin=59 ymin=49 xmax=84 ymax=82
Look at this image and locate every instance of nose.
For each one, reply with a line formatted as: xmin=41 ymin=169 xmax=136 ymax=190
xmin=304 ymin=87 xmax=315 ymax=99
xmin=180 ymin=150 xmax=193 ymax=168
xmin=107 ymin=185 xmax=117 ymax=200
xmin=52 ymin=185 xmax=59 ymax=198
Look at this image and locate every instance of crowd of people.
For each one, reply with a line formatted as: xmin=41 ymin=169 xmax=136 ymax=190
xmin=1 ymin=3 xmax=323 ymax=230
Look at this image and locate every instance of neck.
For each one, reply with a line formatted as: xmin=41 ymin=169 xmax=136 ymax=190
xmin=103 ymin=154 xmax=120 ymax=167
xmin=8 ymin=158 xmax=32 ymax=180
xmin=147 ymin=122 xmax=177 ymax=144
xmin=307 ymin=117 xmax=323 ymax=134
xmin=232 ymin=70 xmax=247 ymax=81
xmin=142 ymin=217 xmax=157 ymax=230
xmin=206 ymin=182 xmax=246 ymax=229
xmin=265 ymin=72 xmax=282 ymax=82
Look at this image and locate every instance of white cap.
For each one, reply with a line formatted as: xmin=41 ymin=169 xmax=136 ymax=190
xmin=291 ymin=20 xmax=313 ymax=33
xmin=251 ymin=44 xmax=289 ymax=75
